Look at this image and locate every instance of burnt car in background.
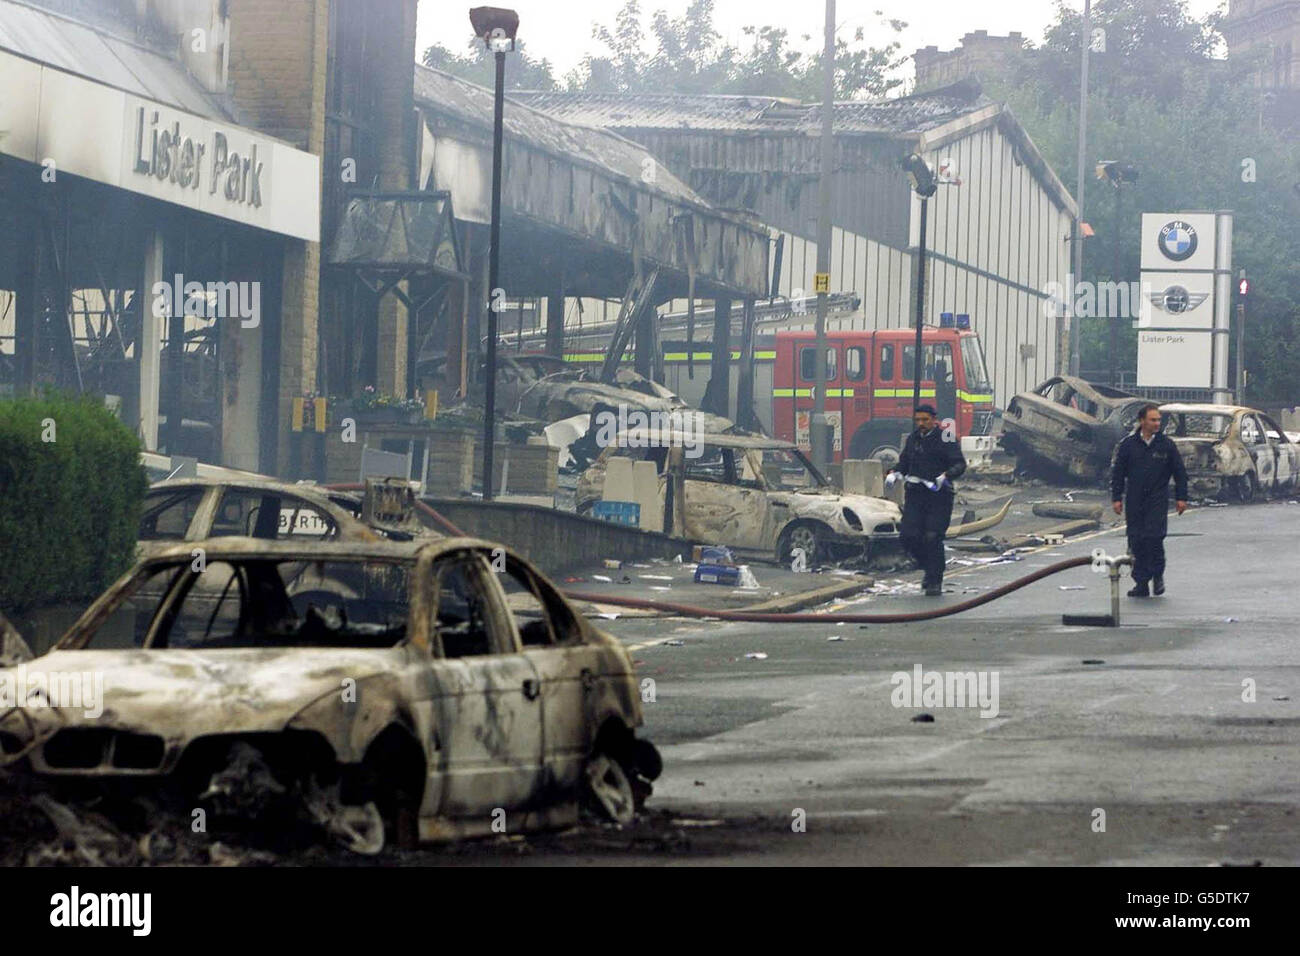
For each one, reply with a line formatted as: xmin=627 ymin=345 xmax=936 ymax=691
xmin=1160 ymin=404 xmax=1300 ymax=502
xmin=1000 ymin=376 xmax=1148 ymax=482
xmin=0 ymin=538 xmax=660 ymax=853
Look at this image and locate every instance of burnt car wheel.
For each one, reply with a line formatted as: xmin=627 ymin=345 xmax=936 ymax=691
xmin=1231 ymin=472 xmax=1259 ymax=504
xmin=583 ymin=752 xmax=636 ymax=826
xmin=778 ymin=521 xmax=824 ymax=566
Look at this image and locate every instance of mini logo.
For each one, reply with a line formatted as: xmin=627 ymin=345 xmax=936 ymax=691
xmin=1147 ymin=284 xmax=1208 ymax=314
xmin=1158 ymin=220 xmax=1198 ymax=261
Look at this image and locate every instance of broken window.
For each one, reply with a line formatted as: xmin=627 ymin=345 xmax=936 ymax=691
xmin=684 ymin=445 xmax=728 ymax=484
xmin=499 ymin=556 xmax=581 ymax=648
xmin=210 ymin=489 xmax=338 ymax=540
xmin=139 ymin=488 xmax=205 ymax=540
xmin=77 ymin=558 xmax=411 ymax=650
xmin=433 ymin=558 xmax=495 ymax=658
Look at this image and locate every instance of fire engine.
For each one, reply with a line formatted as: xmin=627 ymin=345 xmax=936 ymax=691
xmin=770 ymin=318 xmax=994 ymax=465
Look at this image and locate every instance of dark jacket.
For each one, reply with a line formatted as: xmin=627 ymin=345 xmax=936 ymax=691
xmin=1110 ymin=430 xmax=1189 ymax=537
xmin=893 ymin=426 xmax=967 ymax=494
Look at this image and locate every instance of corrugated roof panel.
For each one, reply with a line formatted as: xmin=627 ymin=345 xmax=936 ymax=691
xmin=0 ymin=0 xmax=230 ymax=120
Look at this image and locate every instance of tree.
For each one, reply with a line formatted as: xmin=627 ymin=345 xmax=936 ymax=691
xmin=564 ymin=0 xmax=907 ymax=100
xmin=982 ymin=0 xmax=1300 ymax=403
xmin=422 ymin=38 xmax=559 ymax=91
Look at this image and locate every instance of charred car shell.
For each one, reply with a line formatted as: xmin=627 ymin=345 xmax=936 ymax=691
xmin=1001 ymin=376 xmax=1148 ymax=482
xmin=0 ymin=537 xmax=659 ymax=849
xmin=1160 ymin=404 xmax=1300 ymax=502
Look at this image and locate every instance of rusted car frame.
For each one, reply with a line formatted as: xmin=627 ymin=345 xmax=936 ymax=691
xmin=0 ymin=537 xmax=658 ymax=850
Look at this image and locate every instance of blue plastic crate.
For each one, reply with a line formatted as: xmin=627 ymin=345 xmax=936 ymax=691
xmin=592 ymin=500 xmax=641 ymax=527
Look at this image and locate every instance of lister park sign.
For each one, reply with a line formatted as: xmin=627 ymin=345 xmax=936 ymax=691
xmin=132 ymin=106 xmax=264 ymax=208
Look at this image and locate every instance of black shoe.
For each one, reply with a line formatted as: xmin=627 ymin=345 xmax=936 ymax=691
xmin=1127 ymin=583 xmax=1150 ymax=598
xmin=1153 ymin=577 xmax=1165 ymax=596
xmin=925 ymin=584 xmax=943 ymax=597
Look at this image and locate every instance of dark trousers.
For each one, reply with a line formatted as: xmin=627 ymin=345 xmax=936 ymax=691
xmin=900 ymin=488 xmax=955 ymax=585
xmin=1128 ymin=533 xmax=1166 ymax=584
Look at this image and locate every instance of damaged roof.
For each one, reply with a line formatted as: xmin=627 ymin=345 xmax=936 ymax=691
xmin=511 ymin=79 xmax=993 ymax=137
xmin=415 ymin=64 xmax=704 ymax=207
xmin=0 ymin=0 xmax=232 ymax=120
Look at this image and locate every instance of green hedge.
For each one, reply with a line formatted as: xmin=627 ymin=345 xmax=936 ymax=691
xmin=0 ymin=395 xmax=146 ymax=614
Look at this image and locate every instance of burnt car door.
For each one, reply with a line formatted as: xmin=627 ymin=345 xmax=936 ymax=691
xmin=682 ymin=445 xmax=774 ymax=550
xmin=496 ymin=550 xmax=599 ymax=795
xmin=427 ymin=551 xmax=545 ymax=816
xmin=1260 ymin=415 xmax=1299 ymax=492
xmin=1238 ymin=413 xmax=1276 ymax=490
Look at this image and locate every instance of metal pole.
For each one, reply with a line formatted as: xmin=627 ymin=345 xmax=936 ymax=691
xmin=482 ymin=49 xmax=506 ymax=500
xmin=1109 ymin=180 xmax=1120 ymax=386
xmin=1236 ymin=300 xmax=1246 ymax=403
xmin=1070 ymin=0 xmax=1091 ymax=378
xmin=913 ymin=195 xmax=929 ymax=408
xmin=812 ymin=0 xmax=835 ymax=467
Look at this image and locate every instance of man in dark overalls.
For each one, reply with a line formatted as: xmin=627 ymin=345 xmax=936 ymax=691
xmin=1110 ymin=404 xmax=1189 ymax=597
xmin=887 ymin=404 xmax=967 ymax=596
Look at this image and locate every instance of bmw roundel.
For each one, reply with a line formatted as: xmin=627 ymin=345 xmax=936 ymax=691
xmin=1158 ymin=220 xmax=1198 ymax=261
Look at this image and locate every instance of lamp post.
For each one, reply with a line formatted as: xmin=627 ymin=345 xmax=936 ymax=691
xmin=1069 ymin=0 xmax=1092 ymax=378
xmin=1096 ymin=160 xmax=1138 ymax=386
xmin=902 ymin=153 xmax=938 ymax=408
xmin=469 ymin=6 xmax=518 ymax=501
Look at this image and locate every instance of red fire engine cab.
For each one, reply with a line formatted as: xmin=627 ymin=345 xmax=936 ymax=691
xmin=772 ymin=319 xmax=994 ymax=466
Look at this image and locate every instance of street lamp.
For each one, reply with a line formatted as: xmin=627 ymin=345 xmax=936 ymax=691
xmin=1095 ymin=160 xmax=1138 ymax=386
xmin=902 ymin=153 xmax=938 ymax=410
xmin=469 ymin=6 xmax=518 ymax=500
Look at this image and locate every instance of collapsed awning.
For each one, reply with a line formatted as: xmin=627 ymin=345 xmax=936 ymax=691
xmin=328 ymin=191 xmax=466 ymax=280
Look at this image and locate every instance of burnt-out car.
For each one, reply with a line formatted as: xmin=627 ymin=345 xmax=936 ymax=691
xmin=1000 ymin=376 xmax=1148 ymax=481
xmin=1160 ymin=404 xmax=1300 ymax=502
xmin=137 ymin=478 xmax=443 ymax=558
xmin=0 ymin=538 xmax=659 ymax=852
xmin=578 ymin=431 xmax=904 ymax=563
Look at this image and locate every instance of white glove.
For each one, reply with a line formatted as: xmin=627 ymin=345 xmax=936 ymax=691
xmin=885 ymin=472 xmax=900 ymax=489
xmin=932 ymin=473 xmax=948 ymax=491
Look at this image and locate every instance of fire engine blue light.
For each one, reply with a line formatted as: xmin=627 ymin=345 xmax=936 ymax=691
xmin=939 ymin=312 xmax=955 ymax=327
xmin=955 ymin=313 xmax=971 ymax=329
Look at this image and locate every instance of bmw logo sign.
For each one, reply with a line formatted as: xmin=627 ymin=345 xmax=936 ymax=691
xmin=1158 ymin=220 xmax=1198 ymax=261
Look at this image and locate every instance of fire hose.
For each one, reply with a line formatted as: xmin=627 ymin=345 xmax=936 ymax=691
xmin=568 ymin=551 xmax=1135 ymax=626
xmin=329 ymin=485 xmax=1132 ymax=626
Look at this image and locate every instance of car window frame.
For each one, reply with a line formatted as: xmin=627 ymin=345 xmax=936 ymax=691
xmin=429 ymin=550 xmax=518 ymax=660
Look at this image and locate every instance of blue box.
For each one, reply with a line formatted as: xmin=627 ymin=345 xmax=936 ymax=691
xmin=694 ymin=563 xmax=741 ymax=586
xmin=592 ymin=501 xmax=641 ymax=526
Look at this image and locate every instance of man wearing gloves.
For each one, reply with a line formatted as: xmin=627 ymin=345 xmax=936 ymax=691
xmin=886 ymin=405 xmax=967 ymax=596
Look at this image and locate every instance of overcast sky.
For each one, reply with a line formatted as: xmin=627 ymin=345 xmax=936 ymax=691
xmin=418 ymin=0 xmax=1227 ymax=90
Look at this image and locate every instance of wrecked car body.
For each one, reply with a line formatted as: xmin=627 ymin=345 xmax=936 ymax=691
xmin=577 ymin=431 xmax=904 ymax=563
xmin=137 ymin=477 xmax=442 ymax=558
xmin=0 ymin=537 xmax=660 ymax=852
xmin=1159 ymin=404 xmax=1300 ymax=502
xmin=1000 ymin=376 xmax=1148 ymax=482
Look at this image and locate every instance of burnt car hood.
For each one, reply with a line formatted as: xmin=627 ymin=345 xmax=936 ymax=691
xmin=9 ymin=647 xmax=399 ymax=738
xmin=776 ymin=489 xmax=901 ymax=524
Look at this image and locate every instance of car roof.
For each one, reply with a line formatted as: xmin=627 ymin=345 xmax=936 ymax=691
xmin=147 ymin=477 xmax=352 ymax=501
xmin=1159 ymin=403 xmax=1252 ymax=416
